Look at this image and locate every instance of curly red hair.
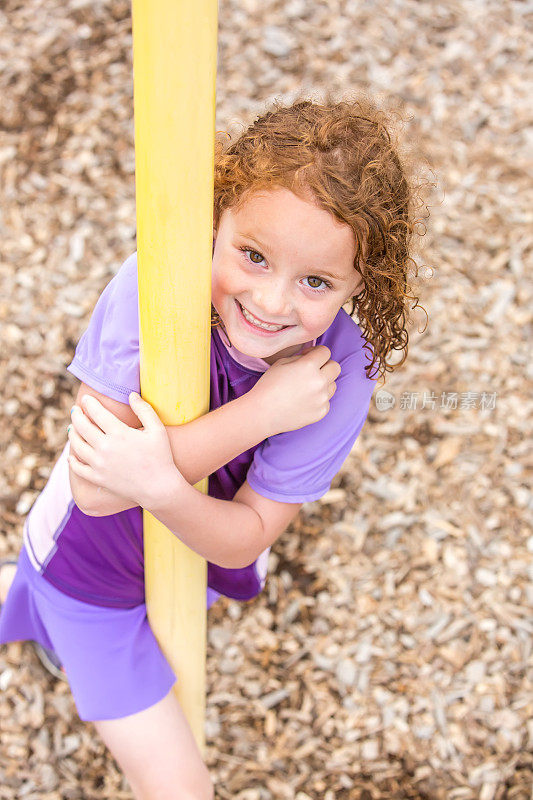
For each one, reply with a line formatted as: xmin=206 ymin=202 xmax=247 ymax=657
xmin=212 ymin=94 xmax=429 ymax=383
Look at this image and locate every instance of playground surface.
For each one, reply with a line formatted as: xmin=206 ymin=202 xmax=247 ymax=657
xmin=0 ymin=1 xmax=531 ymax=798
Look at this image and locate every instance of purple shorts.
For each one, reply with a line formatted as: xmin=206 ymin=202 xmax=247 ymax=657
xmin=0 ymin=544 xmax=220 ymax=721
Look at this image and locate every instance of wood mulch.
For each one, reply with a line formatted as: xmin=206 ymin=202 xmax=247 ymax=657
xmin=0 ymin=1 xmax=531 ymax=798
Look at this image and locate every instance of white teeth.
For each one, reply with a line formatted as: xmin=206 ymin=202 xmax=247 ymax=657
xmin=240 ymin=303 xmax=285 ymax=331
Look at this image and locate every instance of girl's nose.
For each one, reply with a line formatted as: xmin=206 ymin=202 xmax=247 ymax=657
xmin=252 ymin=281 xmax=291 ymax=319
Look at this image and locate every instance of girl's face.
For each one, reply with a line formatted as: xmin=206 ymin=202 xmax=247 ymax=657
xmin=211 ymin=187 xmax=363 ymax=365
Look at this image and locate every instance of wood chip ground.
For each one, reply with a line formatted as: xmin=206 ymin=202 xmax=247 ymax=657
xmin=0 ymin=1 xmax=531 ymax=798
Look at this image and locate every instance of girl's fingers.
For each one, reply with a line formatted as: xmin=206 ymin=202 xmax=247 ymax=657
xmin=128 ymin=392 xmax=164 ymax=430
xmin=322 ymin=359 xmax=341 ymax=381
xmin=68 ymin=428 xmax=94 ymax=466
xmin=68 ymin=452 xmax=99 ymax=484
xmin=327 ymin=381 xmax=337 ymax=400
xmin=71 ymin=405 xmax=105 ymax=447
xmin=79 ymin=395 xmax=125 ymax=434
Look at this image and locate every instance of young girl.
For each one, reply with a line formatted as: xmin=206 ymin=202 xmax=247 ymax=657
xmin=0 ymin=97 xmax=421 ymax=799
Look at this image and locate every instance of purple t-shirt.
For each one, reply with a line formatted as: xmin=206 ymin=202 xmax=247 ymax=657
xmin=23 ymin=253 xmax=375 ymax=608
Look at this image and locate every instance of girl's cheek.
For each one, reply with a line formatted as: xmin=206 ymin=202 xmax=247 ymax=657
xmin=211 ymin=268 xmax=242 ymax=308
xmin=301 ymin=308 xmax=336 ymax=336
xmin=220 ymin=266 xmax=246 ymax=294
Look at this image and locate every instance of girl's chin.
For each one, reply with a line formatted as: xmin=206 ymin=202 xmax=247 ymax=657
xmin=230 ymin=330 xmax=308 ymax=362
xmin=233 ymin=335 xmax=287 ymax=356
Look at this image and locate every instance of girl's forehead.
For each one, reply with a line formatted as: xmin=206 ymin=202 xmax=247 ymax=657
xmin=233 ymin=186 xmax=317 ymax=214
xmin=220 ymin=191 xmax=361 ymax=281
xmin=217 ymin=188 xmax=369 ymax=274
xmin=226 ymin=187 xmax=347 ymax=234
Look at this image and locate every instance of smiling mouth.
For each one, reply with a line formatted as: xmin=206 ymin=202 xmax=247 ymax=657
xmin=236 ymin=300 xmax=291 ymax=332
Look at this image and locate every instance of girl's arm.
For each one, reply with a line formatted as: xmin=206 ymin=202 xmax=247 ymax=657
xmin=69 ymin=395 xmax=303 ymax=568
xmin=70 ymin=345 xmax=338 ymax=516
xmin=69 ymin=381 xmax=274 ymax=516
xmin=140 ymin=469 xmax=301 ymax=569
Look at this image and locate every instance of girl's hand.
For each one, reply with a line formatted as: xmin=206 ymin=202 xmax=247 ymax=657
xmin=250 ymin=345 xmax=342 ymax=435
xmin=68 ymin=392 xmax=179 ymax=509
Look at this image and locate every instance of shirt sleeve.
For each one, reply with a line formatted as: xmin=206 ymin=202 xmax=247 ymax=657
xmin=66 ymin=253 xmax=141 ymax=403
xmin=246 ymin=343 xmax=375 ymax=504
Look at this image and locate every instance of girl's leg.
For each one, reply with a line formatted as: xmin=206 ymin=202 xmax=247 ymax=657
xmin=93 ymin=686 xmax=214 ymax=800
xmin=0 ymin=563 xmax=17 ymax=604
xmin=1 ymin=561 xmax=213 ymax=798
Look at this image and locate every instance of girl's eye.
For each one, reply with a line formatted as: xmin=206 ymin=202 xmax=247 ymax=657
xmin=240 ymin=247 xmax=265 ymax=265
xmin=304 ymin=276 xmax=327 ymax=291
xmin=239 ymin=247 xmax=332 ymax=292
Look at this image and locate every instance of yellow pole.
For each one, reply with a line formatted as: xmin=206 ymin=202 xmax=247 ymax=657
xmin=131 ymin=0 xmax=218 ymax=754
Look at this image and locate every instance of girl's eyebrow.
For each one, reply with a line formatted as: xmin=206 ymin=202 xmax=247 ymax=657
xmin=237 ymin=232 xmax=345 ymax=281
xmin=238 ymin=232 xmax=273 ymax=256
